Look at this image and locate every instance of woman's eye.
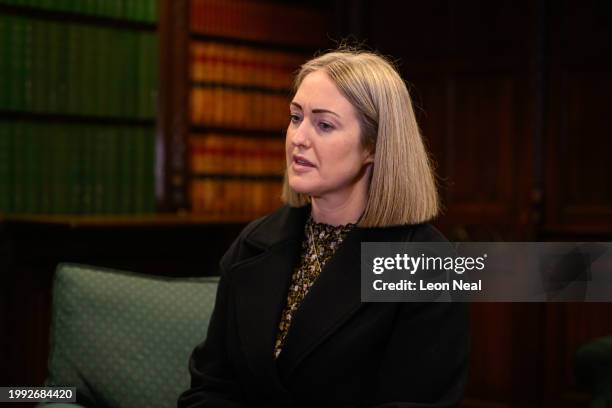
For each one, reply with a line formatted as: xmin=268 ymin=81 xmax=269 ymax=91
xmin=319 ymin=122 xmax=334 ymax=131
xmin=289 ymin=114 xmax=301 ymax=123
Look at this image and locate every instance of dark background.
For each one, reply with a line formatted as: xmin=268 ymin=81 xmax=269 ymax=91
xmin=1 ymin=1 xmax=611 ymax=407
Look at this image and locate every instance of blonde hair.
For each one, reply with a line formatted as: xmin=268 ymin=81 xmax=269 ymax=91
xmin=281 ymin=47 xmax=439 ymax=227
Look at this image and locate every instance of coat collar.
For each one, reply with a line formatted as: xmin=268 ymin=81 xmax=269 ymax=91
xmin=243 ymin=205 xmax=310 ymax=250
xmin=230 ymin=205 xmax=418 ymax=395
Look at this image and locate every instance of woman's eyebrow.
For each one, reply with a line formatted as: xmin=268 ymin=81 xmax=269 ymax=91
xmin=290 ymin=102 xmax=341 ymax=118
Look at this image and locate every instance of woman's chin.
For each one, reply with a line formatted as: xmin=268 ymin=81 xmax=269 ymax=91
xmin=288 ymin=179 xmax=316 ymax=196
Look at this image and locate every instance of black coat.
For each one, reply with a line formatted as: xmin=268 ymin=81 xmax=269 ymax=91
xmin=178 ymin=205 xmax=469 ymax=408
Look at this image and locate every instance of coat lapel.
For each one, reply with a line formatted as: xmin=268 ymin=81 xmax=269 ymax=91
xmin=230 ymin=206 xmax=308 ymax=395
xmin=274 ymin=226 xmax=369 ymax=380
xmin=231 ymin=205 xmax=415 ymax=389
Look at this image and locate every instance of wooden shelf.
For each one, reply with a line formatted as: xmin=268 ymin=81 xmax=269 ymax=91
xmin=0 ymin=110 xmax=156 ymax=127
xmin=190 ymin=125 xmax=285 ymax=138
xmin=0 ymin=213 xmax=258 ymax=228
xmin=191 ymin=80 xmax=291 ymax=96
xmin=189 ymin=31 xmax=315 ymax=54
xmin=190 ymin=173 xmax=284 ymax=181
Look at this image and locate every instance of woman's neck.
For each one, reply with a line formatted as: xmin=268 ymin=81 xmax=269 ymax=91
xmin=310 ymin=180 xmax=369 ymax=227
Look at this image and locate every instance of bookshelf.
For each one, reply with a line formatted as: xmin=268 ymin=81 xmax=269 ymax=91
xmin=160 ymin=0 xmax=329 ymax=218
xmin=0 ymin=0 xmax=330 ymax=220
xmin=0 ymin=0 xmax=159 ymax=215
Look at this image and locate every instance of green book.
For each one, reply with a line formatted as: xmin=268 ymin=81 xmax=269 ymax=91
xmin=31 ymin=18 xmax=44 ymax=112
xmin=55 ymin=0 xmax=70 ymax=13
xmin=67 ymin=126 xmax=79 ymax=213
xmin=39 ymin=122 xmax=52 ymax=212
xmin=79 ymin=24 xmax=88 ymax=116
xmin=83 ymin=0 xmax=95 ymax=16
xmin=133 ymin=127 xmax=144 ymax=213
xmin=88 ymin=27 xmax=105 ymax=116
xmin=117 ymin=30 xmax=128 ymax=117
xmin=81 ymin=25 xmax=93 ymax=116
xmin=72 ymin=0 xmax=85 ymax=14
xmin=24 ymin=122 xmax=41 ymax=213
xmin=150 ymin=34 xmax=159 ymax=118
xmin=128 ymin=0 xmax=136 ymax=22
xmin=55 ymin=22 xmax=68 ymax=114
xmin=140 ymin=0 xmax=147 ymax=23
xmin=4 ymin=16 xmax=13 ymax=110
xmin=115 ymin=127 xmax=126 ymax=213
xmin=92 ymin=126 xmax=105 ymax=213
xmin=148 ymin=0 xmax=158 ymax=23
xmin=22 ymin=123 xmax=35 ymax=213
xmin=84 ymin=125 xmax=94 ymax=213
xmin=95 ymin=126 xmax=106 ymax=214
xmin=57 ymin=126 xmax=69 ymax=214
xmin=144 ymin=129 xmax=156 ymax=213
xmin=136 ymin=31 xmax=144 ymax=118
xmin=0 ymin=123 xmax=11 ymax=213
xmin=0 ymin=15 xmax=7 ymax=110
xmin=48 ymin=125 xmax=58 ymax=213
xmin=22 ymin=18 xmax=34 ymax=111
xmin=124 ymin=31 xmax=132 ymax=118
xmin=45 ymin=22 xmax=62 ymax=113
xmin=107 ymin=126 xmax=118 ymax=213
xmin=11 ymin=123 xmax=21 ymax=213
xmin=10 ymin=17 xmax=24 ymax=111
xmin=109 ymin=29 xmax=119 ymax=117
xmin=67 ymin=24 xmax=78 ymax=114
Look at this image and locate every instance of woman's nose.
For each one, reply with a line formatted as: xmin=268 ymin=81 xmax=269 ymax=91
xmin=291 ymin=122 xmax=311 ymax=147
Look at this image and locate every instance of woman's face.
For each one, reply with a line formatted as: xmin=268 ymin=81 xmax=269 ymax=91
xmin=286 ymin=70 xmax=373 ymax=200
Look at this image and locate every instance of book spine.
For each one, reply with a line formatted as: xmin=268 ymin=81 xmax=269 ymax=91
xmin=128 ymin=30 xmax=137 ymax=118
xmin=39 ymin=123 xmax=52 ymax=212
xmin=144 ymin=129 xmax=156 ymax=213
xmin=67 ymin=23 xmax=78 ymax=114
xmin=0 ymin=15 xmax=7 ymax=110
xmin=109 ymin=127 xmax=120 ymax=213
xmin=149 ymin=32 xmax=159 ymax=118
xmin=11 ymin=16 xmax=25 ymax=111
xmin=83 ymin=25 xmax=94 ymax=116
xmin=137 ymin=31 xmax=145 ymax=119
xmin=23 ymin=17 xmax=34 ymax=111
xmin=57 ymin=22 xmax=68 ymax=114
xmin=93 ymin=126 xmax=105 ymax=214
xmin=91 ymin=26 xmax=101 ymax=117
xmin=31 ymin=18 xmax=42 ymax=112
xmin=68 ymin=125 xmax=80 ymax=213
xmin=116 ymin=127 xmax=127 ymax=213
xmin=49 ymin=125 xmax=62 ymax=213
xmin=11 ymin=123 xmax=22 ymax=213
xmin=0 ymin=123 xmax=10 ymax=214
xmin=23 ymin=122 xmax=36 ymax=213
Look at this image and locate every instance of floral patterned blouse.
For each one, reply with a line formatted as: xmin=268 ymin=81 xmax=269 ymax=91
xmin=274 ymin=215 xmax=356 ymax=359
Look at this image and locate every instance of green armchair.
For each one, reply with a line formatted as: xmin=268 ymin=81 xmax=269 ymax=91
xmin=576 ymin=336 xmax=612 ymax=408
xmin=38 ymin=263 xmax=219 ymax=408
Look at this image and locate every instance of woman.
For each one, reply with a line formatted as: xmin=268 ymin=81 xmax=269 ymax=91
xmin=178 ymin=48 xmax=469 ymax=408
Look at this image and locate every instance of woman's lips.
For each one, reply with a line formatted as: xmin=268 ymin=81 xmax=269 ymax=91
xmin=292 ymin=155 xmax=316 ymax=172
xmin=293 ymin=155 xmax=316 ymax=167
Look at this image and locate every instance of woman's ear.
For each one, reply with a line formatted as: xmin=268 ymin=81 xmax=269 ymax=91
xmin=363 ymin=149 xmax=375 ymax=165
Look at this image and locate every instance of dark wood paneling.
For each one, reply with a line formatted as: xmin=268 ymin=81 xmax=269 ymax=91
xmin=544 ymin=0 xmax=612 ymax=233
xmin=366 ymin=0 xmax=537 ymax=241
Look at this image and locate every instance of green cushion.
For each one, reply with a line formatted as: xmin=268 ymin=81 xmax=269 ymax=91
xmin=575 ymin=336 xmax=612 ymax=408
xmin=43 ymin=263 xmax=219 ymax=408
